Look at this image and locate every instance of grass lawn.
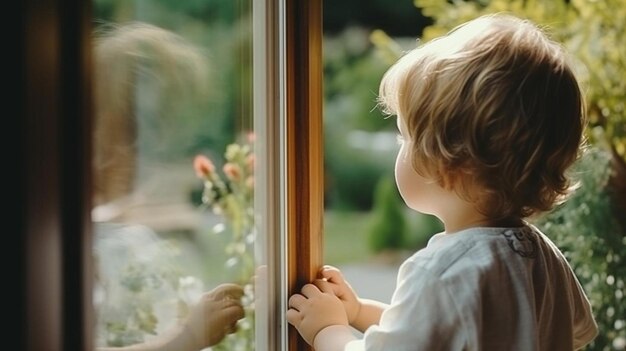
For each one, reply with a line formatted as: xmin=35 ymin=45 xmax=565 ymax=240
xmin=324 ymin=210 xmax=375 ymax=265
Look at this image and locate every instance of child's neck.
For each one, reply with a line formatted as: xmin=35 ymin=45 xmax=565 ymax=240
xmin=435 ymin=198 xmax=523 ymax=234
xmin=441 ymin=216 xmax=524 ymax=234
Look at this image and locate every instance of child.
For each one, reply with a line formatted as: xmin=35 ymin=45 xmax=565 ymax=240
xmin=287 ymin=13 xmax=598 ymax=350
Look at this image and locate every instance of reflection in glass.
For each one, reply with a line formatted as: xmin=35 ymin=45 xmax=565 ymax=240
xmin=91 ymin=2 xmax=256 ymax=350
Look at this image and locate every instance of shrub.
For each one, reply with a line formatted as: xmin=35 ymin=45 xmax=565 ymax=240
xmin=367 ymin=176 xmax=408 ymax=252
xmin=325 ymin=147 xmax=391 ymax=211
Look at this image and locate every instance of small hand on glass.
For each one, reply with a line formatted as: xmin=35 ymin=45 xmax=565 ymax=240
xmin=182 ymin=283 xmax=245 ymax=349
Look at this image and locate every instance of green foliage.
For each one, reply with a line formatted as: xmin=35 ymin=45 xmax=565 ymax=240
xmin=325 ymin=139 xmax=393 ymax=210
xmin=324 ymin=28 xmax=400 ymax=210
xmin=535 ymin=148 xmax=626 ymax=351
xmin=413 ymin=0 xmax=626 ymax=161
xmin=367 ymin=176 xmax=409 ymax=252
xmin=324 ymin=27 xmax=392 ymax=132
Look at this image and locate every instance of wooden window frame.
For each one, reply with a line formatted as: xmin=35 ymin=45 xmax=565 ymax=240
xmin=285 ymin=0 xmax=324 ymax=350
xmin=15 ymin=0 xmax=323 ymax=350
xmin=17 ymin=0 xmax=94 ymax=350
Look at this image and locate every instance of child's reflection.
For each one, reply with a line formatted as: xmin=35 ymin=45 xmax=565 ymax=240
xmin=92 ymin=22 xmax=244 ymax=351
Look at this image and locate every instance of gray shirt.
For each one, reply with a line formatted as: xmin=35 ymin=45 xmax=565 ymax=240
xmin=346 ymin=224 xmax=598 ymax=350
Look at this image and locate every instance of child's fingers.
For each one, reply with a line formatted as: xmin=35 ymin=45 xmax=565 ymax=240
xmin=216 ymin=304 xmax=245 ymax=323
xmin=319 ymin=264 xmax=340 ymax=274
xmin=211 ymin=283 xmax=244 ymax=299
xmin=319 ymin=265 xmax=345 ymax=284
xmin=313 ymin=279 xmax=335 ymax=294
xmin=286 ymin=308 xmax=302 ymax=325
xmin=288 ymin=294 xmax=307 ymax=311
xmin=301 ymin=283 xmax=321 ymax=298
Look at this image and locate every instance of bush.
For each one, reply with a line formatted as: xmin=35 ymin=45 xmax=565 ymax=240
xmin=325 ymin=143 xmax=392 ymax=210
xmin=367 ymin=176 xmax=408 ymax=252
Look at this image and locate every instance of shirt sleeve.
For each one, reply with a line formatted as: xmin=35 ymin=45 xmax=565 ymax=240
xmin=345 ymin=260 xmax=467 ymax=351
xmin=539 ymin=229 xmax=598 ymax=349
xmin=569 ymin=266 xmax=598 ymax=349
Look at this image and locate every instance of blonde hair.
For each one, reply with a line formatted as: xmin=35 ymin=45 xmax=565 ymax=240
xmin=378 ymin=14 xmax=586 ymax=219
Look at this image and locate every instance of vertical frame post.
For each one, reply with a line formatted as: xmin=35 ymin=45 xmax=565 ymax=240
xmin=285 ymin=0 xmax=324 ymax=349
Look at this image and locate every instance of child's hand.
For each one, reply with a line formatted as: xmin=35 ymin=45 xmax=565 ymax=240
xmin=182 ymin=283 xmax=245 ymax=349
xmin=317 ymin=265 xmax=362 ymax=326
xmin=286 ymin=282 xmax=349 ymax=345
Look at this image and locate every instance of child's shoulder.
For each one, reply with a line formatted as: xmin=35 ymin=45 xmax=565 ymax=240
xmin=404 ymin=225 xmax=561 ymax=280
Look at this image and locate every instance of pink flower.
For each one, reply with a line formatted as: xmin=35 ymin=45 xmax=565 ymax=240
xmin=223 ymin=163 xmax=242 ymax=181
xmin=194 ymin=155 xmax=215 ymax=178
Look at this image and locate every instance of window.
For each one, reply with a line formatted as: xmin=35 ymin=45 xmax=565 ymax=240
xmin=17 ymin=0 xmax=322 ymax=350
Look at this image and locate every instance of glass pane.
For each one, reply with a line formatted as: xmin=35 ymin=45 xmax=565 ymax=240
xmin=91 ymin=1 xmax=263 ymax=350
xmin=322 ymin=0 xmax=442 ymax=324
